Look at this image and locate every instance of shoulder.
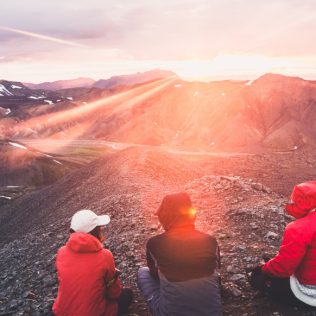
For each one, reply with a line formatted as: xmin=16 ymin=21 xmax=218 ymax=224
xmin=286 ymin=216 xmax=311 ymax=232
xmin=56 ymin=245 xmax=67 ymax=258
xmin=147 ymin=233 xmax=166 ymax=248
xmin=284 ymin=217 xmax=315 ymax=242
xmin=195 ymin=230 xmax=218 ymax=244
xmin=100 ymin=248 xmax=115 ymax=259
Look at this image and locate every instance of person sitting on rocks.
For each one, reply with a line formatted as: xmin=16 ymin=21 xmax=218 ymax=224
xmin=53 ymin=209 xmax=133 ymax=316
xmin=137 ymin=192 xmax=222 ymax=316
xmin=250 ymin=181 xmax=316 ymax=309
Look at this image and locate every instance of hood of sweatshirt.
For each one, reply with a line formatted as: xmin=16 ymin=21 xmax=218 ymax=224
xmin=66 ymin=232 xmax=103 ymax=253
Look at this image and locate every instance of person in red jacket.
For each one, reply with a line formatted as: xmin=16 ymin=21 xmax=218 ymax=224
xmin=250 ymin=181 xmax=316 ymax=308
xmin=53 ymin=209 xmax=133 ymax=316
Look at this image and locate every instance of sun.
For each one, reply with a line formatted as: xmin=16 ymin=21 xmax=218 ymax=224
xmin=169 ymin=54 xmax=293 ymax=81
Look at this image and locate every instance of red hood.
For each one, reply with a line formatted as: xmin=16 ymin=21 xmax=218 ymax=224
xmin=286 ymin=181 xmax=316 ymax=219
xmin=66 ymin=232 xmax=103 ymax=253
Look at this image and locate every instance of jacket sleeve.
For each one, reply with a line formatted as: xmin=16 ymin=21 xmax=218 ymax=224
xmin=104 ymin=251 xmax=122 ymax=300
xmin=146 ymin=240 xmax=159 ymax=280
xmin=262 ymin=224 xmax=308 ymax=278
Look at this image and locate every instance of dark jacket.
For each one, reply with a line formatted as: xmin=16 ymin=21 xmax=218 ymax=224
xmin=147 ymin=224 xmax=222 ymax=316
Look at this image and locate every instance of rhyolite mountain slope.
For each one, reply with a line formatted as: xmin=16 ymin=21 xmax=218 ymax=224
xmin=1 ymin=73 xmax=316 ymax=151
xmin=87 ymin=73 xmax=316 ymax=150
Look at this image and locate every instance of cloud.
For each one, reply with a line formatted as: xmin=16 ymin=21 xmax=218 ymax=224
xmin=1 ymin=0 xmax=316 ymax=81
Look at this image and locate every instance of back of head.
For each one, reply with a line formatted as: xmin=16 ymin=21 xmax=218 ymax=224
xmin=156 ymin=192 xmax=196 ymax=231
xmin=286 ymin=181 xmax=316 ymax=219
xmin=70 ymin=209 xmax=110 ymax=241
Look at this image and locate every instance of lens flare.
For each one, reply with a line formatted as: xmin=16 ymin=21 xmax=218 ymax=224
xmin=188 ymin=208 xmax=197 ymax=217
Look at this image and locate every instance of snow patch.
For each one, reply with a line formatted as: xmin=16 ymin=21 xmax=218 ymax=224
xmin=245 ymin=80 xmax=254 ymax=86
xmin=0 ymin=108 xmax=11 ymax=115
xmin=210 ymin=141 xmax=216 ymax=146
xmin=174 ymin=84 xmax=182 ymax=88
xmin=0 ymin=84 xmax=13 ymax=96
xmin=193 ymin=91 xmax=199 ymax=97
xmin=0 ymin=93 xmax=3 ymax=96
xmin=66 ymin=97 xmax=73 ymax=101
xmin=0 ymin=195 xmax=12 ymax=200
xmin=293 ymin=145 xmax=298 ymax=150
xmin=44 ymin=99 xmax=54 ymax=105
xmin=28 ymin=95 xmax=45 ymax=100
xmin=221 ymin=92 xmax=225 ymax=96
xmin=57 ymin=99 xmax=61 ymax=102
xmin=53 ymin=159 xmax=63 ymax=165
xmin=8 ymin=142 xmax=27 ymax=150
xmin=11 ymin=84 xmax=22 ymax=89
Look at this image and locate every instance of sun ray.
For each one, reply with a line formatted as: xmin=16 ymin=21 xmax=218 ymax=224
xmin=0 ymin=26 xmax=87 ymax=48
xmin=12 ymin=76 xmax=177 ymax=150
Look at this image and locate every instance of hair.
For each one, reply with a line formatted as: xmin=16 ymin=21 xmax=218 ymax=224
xmin=69 ymin=226 xmax=102 ymax=241
xmin=88 ymin=226 xmax=102 ymax=240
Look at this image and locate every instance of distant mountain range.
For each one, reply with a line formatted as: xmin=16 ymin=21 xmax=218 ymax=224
xmin=1 ymin=72 xmax=316 ymax=151
xmin=25 ymin=78 xmax=95 ymax=91
xmin=23 ymin=69 xmax=176 ymax=91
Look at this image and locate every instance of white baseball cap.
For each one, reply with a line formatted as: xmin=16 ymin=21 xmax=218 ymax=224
xmin=70 ymin=209 xmax=110 ymax=233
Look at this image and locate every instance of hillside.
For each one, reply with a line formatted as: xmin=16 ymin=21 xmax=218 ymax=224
xmin=1 ymin=73 xmax=315 ymax=152
xmin=1 ymin=146 xmax=316 ymax=315
xmin=0 ymin=139 xmax=83 ymax=190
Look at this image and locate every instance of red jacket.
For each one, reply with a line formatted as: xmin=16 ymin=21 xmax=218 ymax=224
xmin=262 ymin=211 xmax=316 ymax=285
xmin=53 ymin=233 xmax=122 ymax=316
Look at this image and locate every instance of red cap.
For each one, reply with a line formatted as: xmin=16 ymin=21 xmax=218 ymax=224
xmin=285 ymin=181 xmax=316 ymax=218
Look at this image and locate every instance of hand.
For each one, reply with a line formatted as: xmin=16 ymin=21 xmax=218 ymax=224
xmin=249 ymin=265 xmax=267 ymax=291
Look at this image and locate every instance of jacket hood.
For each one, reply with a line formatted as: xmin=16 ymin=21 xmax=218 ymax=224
xmin=156 ymin=192 xmax=196 ymax=231
xmin=66 ymin=232 xmax=103 ymax=253
xmin=285 ymin=181 xmax=316 ymax=219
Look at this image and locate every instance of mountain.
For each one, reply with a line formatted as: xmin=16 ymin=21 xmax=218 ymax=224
xmin=23 ymin=70 xmax=176 ymax=91
xmin=93 ymin=69 xmax=176 ymax=89
xmin=57 ymin=73 xmax=316 ymax=151
xmin=24 ymin=77 xmax=96 ymax=91
xmin=0 ymin=139 xmax=78 ymax=187
xmin=0 ymin=80 xmax=68 ymax=109
xmin=1 ymin=73 xmax=316 ymax=151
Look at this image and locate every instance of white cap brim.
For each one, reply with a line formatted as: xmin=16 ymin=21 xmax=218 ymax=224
xmin=98 ymin=214 xmax=110 ymax=226
xmin=70 ymin=210 xmax=111 ymax=233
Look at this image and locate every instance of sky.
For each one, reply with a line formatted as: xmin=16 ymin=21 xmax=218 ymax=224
xmin=1 ymin=0 xmax=316 ymax=82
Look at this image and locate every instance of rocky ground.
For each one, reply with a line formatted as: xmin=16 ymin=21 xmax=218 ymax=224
xmin=1 ymin=147 xmax=316 ymax=315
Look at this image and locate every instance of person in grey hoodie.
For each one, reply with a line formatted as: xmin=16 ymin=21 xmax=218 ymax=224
xmin=137 ymin=192 xmax=222 ymax=316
